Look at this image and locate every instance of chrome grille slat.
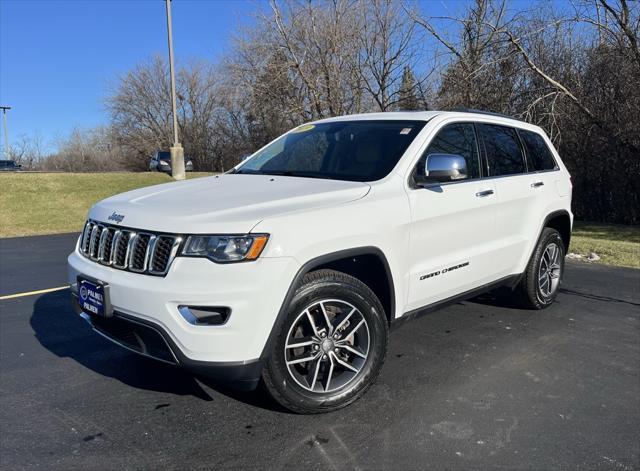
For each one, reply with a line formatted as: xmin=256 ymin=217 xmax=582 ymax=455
xmin=112 ymin=231 xmax=131 ymax=269
xmin=79 ymin=220 xmax=180 ymax=277
xmin=88 ymin=225 xmax=101 ymax=260
xmin=145 ymin=236 xmax=157 ymax=271
xmin=99 ymin=228 xmax=115 ymax=265
xmin=110 ymin=230 xmax=122 ymax=264
xmin=129 ymin=233 xmax=152 ymax=273
xmin=81 ymin=222 xmax=93 ymax=254
xmin=125 ymin=232 xmax=138 ymax=270
xmin=97 ymin=227 xmax=110 ymax=262
xmin=148 ymin=236 xmax=182 ymax=275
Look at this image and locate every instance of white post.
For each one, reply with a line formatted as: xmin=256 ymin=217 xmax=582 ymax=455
xmin=1 ymin=106 xmax=10 ymax=159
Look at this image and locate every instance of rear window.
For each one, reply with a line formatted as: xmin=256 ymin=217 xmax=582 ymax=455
xmin=520 ymin=130 xmax=558 ymax=171
xmin=479 ymin=124 xmax=525 ymax=176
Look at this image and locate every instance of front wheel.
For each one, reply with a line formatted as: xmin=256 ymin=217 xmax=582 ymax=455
xmin=515 ymin=227 xmax=565 ymax=309
xmin=262 ymin=269 xmax=388 ymax=414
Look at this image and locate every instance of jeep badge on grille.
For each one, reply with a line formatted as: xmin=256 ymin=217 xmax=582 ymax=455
xmin=107 ymin=212 xmax=125 ymax=223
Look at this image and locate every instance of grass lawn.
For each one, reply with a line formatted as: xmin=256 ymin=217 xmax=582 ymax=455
xmin=0 ymin=172 xmax=213 ymax=238
xmin=570 ymin=222 xmax=639 ymax=269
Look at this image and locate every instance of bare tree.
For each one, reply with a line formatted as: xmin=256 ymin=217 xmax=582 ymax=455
xmin=106 ymin=56 xmax=224 ymax=171
xmin=410 ymin=0 xmax=515 ymax=111
xmin=216 ymin=0 xmax=433 ymax=160
xmin=397 ymin=66 xmax=422 ymax=110
xmin=582 ymin=0 xmax=640 ymax=68
xmin=41 ymin=127 xmax=125 ymax=172
xmin=356 ymin=0 xmax=423 ymax=111
xmin=8 ymin=133 xmax=47 ymax=170
xmin=267 ymin=0 xmax=366 ymax=118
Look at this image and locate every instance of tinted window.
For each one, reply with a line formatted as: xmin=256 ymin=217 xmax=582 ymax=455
xmin=520 ymin=130 xmax=557 ymax=171
xmin=239 ymin=120 xmax=426 ymax=182
xmin=479 ymin=124 xmax=525 ymax=176
xmin=420 ymin=123 xmax=480 ymax=179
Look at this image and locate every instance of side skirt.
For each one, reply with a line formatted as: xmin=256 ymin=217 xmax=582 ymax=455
xmin=391 ymin=274 xmax=521 ymax=331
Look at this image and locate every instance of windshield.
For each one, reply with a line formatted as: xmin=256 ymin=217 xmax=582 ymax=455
xmin=237 ymin=120 xmax=426 ymax=182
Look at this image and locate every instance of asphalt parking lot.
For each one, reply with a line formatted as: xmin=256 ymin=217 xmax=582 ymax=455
xmin=0 ymin=233 xmax=638 ymax=470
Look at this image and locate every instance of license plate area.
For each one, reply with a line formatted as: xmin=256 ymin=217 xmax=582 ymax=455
xmin=77 ymin=276 xmax=112 ymax=318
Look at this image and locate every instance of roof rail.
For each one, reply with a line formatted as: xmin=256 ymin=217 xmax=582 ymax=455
xmin=450 ymin=108 xmax=524 ymax=122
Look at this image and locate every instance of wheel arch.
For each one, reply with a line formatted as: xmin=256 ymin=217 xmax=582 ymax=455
xmin=542 ymin=210 xmax=572 ymax=252
xmin=259 ymin=247 xmax=396 ymax=361
xmin=510 ymin=209 xmax=572 ymax=290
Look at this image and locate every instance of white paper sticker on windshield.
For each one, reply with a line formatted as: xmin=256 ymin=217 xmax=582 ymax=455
xmin=399 ymin=127 xmax=412 ymax=135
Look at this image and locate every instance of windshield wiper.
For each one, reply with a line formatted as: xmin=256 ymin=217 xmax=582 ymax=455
xmin=259 ymin=170 xmax=335 ymax=180
xmin=234 ymin=169 xmax=336 ymax=180
xmin=260 ymin=170 xmax=296 ymax=176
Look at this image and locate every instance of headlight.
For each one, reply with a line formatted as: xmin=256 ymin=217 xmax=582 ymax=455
xmin=181 ymin=234 xmax=269 ymax=263
xmin=159 ymin=160 xmax=169 ymax=166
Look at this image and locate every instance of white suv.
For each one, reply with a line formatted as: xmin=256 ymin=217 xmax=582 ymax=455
xmin=68 ymin=110 xmax=572 ymax=413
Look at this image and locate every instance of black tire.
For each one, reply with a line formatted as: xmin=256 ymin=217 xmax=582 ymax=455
xmin=262 ymin=269 xmax=388 ymax=414
xmin=515 ymin=227 xmax=565 ymax=309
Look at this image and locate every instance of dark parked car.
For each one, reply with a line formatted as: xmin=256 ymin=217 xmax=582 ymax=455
xmin=149 ymin=151 xmax=193 ymax=173
xmin=0 ymin=160 xmax=22 ymax=171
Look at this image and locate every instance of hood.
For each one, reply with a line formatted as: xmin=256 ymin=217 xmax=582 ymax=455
xmin=89 ymin=174 xmax=370 ymax=234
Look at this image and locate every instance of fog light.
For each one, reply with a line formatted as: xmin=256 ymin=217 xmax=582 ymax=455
xmin=178 ymin=305 xmax=230 ymax=326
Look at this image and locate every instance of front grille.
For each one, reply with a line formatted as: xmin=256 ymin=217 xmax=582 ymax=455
xmin=79 ymin=220 xmax=181 ymax=276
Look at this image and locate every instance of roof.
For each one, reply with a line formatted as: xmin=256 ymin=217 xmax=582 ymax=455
xmin=314 ymin=111 xmax=441 ymax=123
xmin=313 ymin=110 xmax=539 ymax=131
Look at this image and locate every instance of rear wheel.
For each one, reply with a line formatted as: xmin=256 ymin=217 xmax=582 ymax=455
xmin=262 ymin=269 xmax=388 ymax=414
xmin=515 ymin=227 xmax=565 ymax=309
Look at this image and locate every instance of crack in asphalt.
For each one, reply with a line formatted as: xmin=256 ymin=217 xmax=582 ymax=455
xmin=559 ymin=288 xmax=640 ymax=307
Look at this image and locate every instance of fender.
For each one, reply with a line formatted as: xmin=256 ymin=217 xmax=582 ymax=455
xmin=259 ymin=246 xmax=395 ymax=360
xmin=534 ymin=209 xmax=572 ymax=253
xmin=510 ymin=209 xmax=572 ymax=288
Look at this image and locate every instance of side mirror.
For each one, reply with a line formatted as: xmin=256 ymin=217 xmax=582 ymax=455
xmin=417 ymin=153 xmax=468 ymax=185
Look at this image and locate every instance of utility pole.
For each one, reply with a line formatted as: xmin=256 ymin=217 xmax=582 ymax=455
xmin=165 ymin=0 xmax=185 ymax=180
xmin=0 ymin=106 xmax=10 ymax=159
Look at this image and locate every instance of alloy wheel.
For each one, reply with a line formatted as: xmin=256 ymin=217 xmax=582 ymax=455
xmin=284 ymin=299 xmax=370 ymax=393
xmin=538 ymin=242 xmax=562 ymax=297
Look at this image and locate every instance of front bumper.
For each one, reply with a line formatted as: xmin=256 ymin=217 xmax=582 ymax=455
xmin=67 ymin=248 xmax=300 ymax=368
xmin=70 ymin=295 xmax=265 ymax=389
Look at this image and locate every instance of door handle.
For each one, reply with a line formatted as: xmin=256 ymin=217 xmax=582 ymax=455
xmin=531 ymin=181 xmax=544 ymax=188
xmin=475 ymin=189 xmax=494 ymax=197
